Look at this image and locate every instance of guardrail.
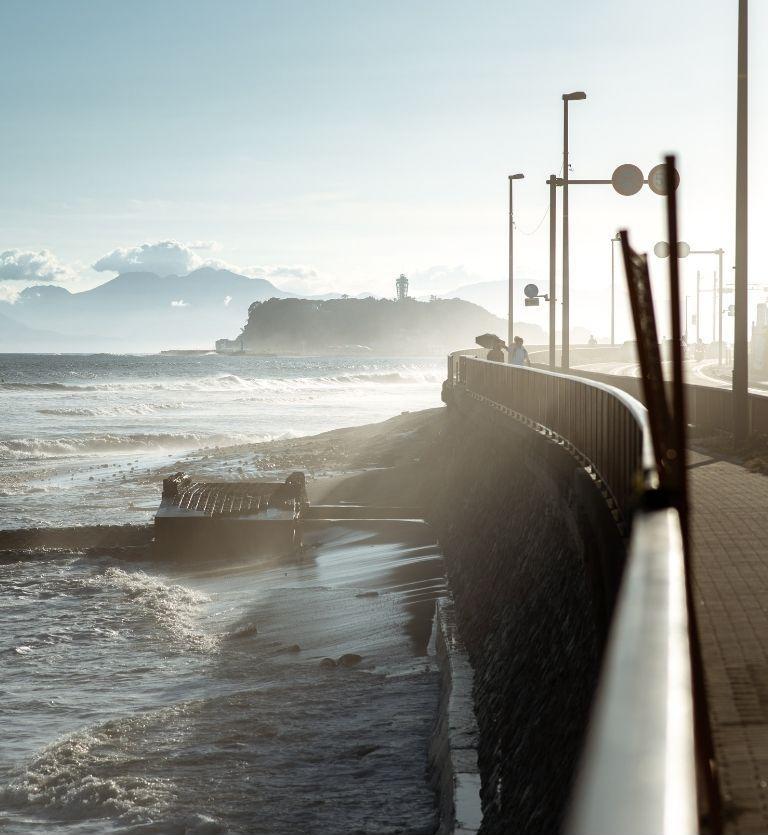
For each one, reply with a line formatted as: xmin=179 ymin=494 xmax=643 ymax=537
xmin=444 ymin=353 xmax=698 ymax=835
xmin=566 ymin=366 xmax=768 ymax=438
xmin=450 ymin=354 xmax=656 ymax=522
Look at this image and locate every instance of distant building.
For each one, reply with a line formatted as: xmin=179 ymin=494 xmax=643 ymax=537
xmin=396 ymin=273 xmax=409 ymax=301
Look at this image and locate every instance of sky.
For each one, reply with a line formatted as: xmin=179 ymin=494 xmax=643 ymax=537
xmin=0 ymin=0 xmax=764 ymax=342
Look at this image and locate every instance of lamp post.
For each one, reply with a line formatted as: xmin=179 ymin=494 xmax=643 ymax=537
xmin=733 ymin=0 xmax=749 ymax=441
xmin=549 ymin=174 xmax=557 ymax=367
xmin=561 ymin=90 xmax=587 ymax=370
xmin=507 ymin=173 xmax=525 ymax=361
xmin=610 ymin=233 xmax=620 ymax=346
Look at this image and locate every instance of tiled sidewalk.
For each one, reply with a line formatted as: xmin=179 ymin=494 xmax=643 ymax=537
xmin=689 ymin=451 xmax=768 ymax=833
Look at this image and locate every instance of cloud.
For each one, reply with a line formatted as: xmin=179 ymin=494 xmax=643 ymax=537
xmin=93 ymin=240 xmax=219 ymax=276
xmin=0 ymin=249 xmax=74 ymax=282
xmin=170 ymin=299 xmax=189 ymax=307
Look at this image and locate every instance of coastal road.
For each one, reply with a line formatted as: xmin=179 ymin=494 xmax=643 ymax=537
xmin=572 ymin=358 xmax=768 ymax=395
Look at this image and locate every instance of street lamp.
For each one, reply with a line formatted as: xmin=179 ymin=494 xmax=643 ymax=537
xmin=562 ymin=90 xmax=587 ymax=370
xmin=508 ymin=173 xmax=525 ymax=361
xmin=733 ymin=0 xmax=748 ymax=440
xmin=610 ymin=233 xmax=620 ymax=346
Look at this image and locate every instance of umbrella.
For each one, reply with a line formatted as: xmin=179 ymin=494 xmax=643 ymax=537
xmin=475 ymin=333 xmax=506 ymax=350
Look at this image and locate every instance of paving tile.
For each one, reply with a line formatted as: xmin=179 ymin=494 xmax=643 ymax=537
xmin=690 ymin=459 xmax=768 ymax=834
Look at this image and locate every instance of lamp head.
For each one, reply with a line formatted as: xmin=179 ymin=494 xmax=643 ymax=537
xmin=509 ymin=173 xmax=525 ymax=180
xmin=563 ymin=91 xmax=587 ymax=101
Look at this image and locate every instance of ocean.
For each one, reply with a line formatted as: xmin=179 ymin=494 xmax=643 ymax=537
xmin=0 ymin=354 xmax=447 ymax=834
xmin=0 ymin=354 xmax=443 ymax=529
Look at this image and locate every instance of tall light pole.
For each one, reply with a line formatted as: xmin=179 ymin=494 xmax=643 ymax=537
xmin=507 ymin=173 xmax=525 ymax=360
xmin=549 ymin=175 xmax=557 ymax=367
xmin=610 ymin=233 xmax=620 ymax=346
xmin=733 ymin=0 xmax=749 ymax=441
xmin=561 ymin=91 xmax=587 ymax=370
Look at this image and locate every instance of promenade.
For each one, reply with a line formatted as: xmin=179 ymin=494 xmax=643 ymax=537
xmin=690 ymin=450 xmax=768 ymax=833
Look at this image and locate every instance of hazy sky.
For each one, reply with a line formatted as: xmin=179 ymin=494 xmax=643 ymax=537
xmin=0 ymin=0 xmax=764 ymax=340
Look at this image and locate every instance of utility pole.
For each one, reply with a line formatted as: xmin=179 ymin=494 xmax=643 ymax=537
xmin=696 ymin=270 xmax=701 ymax=343
xmin=718 ymin=248 xmax=724 ymax=365
xmin=611 ymin=233 xmax=620 ymax=346
xmin=733 ymin=0 xmax=749 ymax=440
xmin=549 ymin=175 xmax=557 ymax=367
xmin=562 ymin=100 xmax=570 ymax=369
xmin=508 ymin=177 xmax=514 ymax=354
xmin=561 ymin=91 xmax=586 ymax=369
xmin=507 ymin=174 xmax=524 ymax=360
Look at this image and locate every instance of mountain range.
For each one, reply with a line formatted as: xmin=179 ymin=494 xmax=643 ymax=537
xmin=0 ymin=267 xmax=545 ymax=352
xmin=0 ymin=268 xmax=370 ymax=352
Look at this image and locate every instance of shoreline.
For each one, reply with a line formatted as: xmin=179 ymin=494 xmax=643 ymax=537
xmin=0 ymin=407 xmax=446 ymax=553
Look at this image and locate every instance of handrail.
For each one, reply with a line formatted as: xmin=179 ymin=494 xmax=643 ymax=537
xmin=451 ymin=354 xmax=656 ymax=522
xmin=444 ymin=351 xmax=698 ymax=835
xmin=566 ymin=507 xmax=697 ymax=835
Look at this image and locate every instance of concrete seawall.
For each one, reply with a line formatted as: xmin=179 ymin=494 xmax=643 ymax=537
xmin=431 ymin=391 xmax=626 ymax=834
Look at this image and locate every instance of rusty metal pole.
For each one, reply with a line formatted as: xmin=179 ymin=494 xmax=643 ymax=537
xmin=733 ymin=0 xmax=749 ymax=440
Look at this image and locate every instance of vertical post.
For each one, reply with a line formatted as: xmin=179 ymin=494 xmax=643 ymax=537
xmin=562 ymin=100 xmax=570 ymax=369
xmin=696 ymin=270 xmax=701 ymax=343
xmin=549 ymin=175 xmax=557 ymax=367
xmin=610 ymin=236 xmax=615 ymax=346
xmin=685 ymin=296 xmax=689 ymax=345
xmin=733 ymin=0 xmax=749 ymax=440
xmin=718 ymin=248 xmax=724 ymax=366
xmin=712 ymin=270 xmax=717 ymax=345
xmin=508 ymin=176 xmax=514 ymax=360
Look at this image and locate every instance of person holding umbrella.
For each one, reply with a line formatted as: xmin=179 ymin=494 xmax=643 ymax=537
xmin=475 ymin=333 xmax=506 ymax=362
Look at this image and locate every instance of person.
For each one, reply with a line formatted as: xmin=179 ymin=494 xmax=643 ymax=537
xmin=588 ymin=334 xmax=597 ymax=345
xmin=486 ymin=341 xmax=505 ymax=362
xmin=510 ymin=336 xmax=531 ymax=366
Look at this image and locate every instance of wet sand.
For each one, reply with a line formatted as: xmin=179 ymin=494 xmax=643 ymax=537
xmin=0 ymin=408 xmax=446 ymax=556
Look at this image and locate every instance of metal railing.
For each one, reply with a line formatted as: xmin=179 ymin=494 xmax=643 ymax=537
xmin=560 ymin=365 xmax=768 ymax=438
xmin=451 ymin=354 xmax=656 ymax=522
xmin=445 ymin=353 xmax=698 ymax=835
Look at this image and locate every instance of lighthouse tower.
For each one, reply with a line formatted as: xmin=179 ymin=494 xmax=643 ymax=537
xmin=396 ymin=273 xmax=409 ymax=302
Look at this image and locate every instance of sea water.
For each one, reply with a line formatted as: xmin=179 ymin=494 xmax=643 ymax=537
xmin=0 ymin=354 xmax=443 ymax=529
xmin=0 ymin=354 xmax=447 ymax=833
xmin=0 ymin=524 xmax=445 ymax=833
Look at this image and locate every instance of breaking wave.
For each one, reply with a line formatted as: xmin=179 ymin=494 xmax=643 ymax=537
xmin=0 ymin=381 xmax=98 ymax=392
xmin=0 ymin=431 xmax=254 ymax=460
xmin=86 ymin=567 xmax=218 ymax=652
xmin=4 ymin=367 xmax=441 ymax=395
xmin=37 ymin=403 xmax=184 ymax=417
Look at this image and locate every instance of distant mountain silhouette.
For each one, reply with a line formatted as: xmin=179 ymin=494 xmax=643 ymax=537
xmin=0 ymin=268 xmax=296 ymax=351
xmin=224 ymin=296 xmax=515 ymax=356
